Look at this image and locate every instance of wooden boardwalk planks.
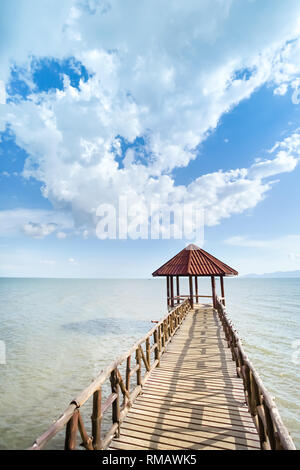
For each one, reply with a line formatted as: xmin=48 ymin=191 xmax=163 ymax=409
xmin=110 ymin=305 xmax=260 ymax=451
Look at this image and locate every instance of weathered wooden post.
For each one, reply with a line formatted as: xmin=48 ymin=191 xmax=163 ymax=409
xmin=176 ymin=275 xmax=180 ymax=304
xmin=91 ymin=389 xmax=102 ymax=449
xmin=135 ymin=347 xmax=142 ymax=386
xmin=154 ymin=328 xmax=160 ymax=365
xmin=220 ymin=276 xmax=225 ymax=306
xmin=195 ymin=276 xmax=198 ymax=303
xmin=170 ymin=275 xmax=174 ymax=307
xmin=110 ymin=369 xmax=120 ymax=438
xmin=146 ymin=338 xmax=150 ymax=370
xmin=65 ymin=409 xmax=79 ymax=450
xmin=211 ymin=275 xmax=216 ymax=309
xmin=166 ymin=276 xmax=170 ymax=308
xmin=189 ymin=275 xmax=194 ymax=308
xmin=125 ymin=356 xmax=131 ymax=396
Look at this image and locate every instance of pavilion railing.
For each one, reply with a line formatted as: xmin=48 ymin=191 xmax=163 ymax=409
xmin=167 ymin=294 xmax=213 ymax=308
xmin=29 ymin=299 xmax=192 ymax=451
xmin=216 ymin=296 xmax=296 ymax=450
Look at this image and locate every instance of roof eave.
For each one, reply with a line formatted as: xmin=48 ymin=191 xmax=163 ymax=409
xmin=152 ymin=272 xmax=238 ymax=277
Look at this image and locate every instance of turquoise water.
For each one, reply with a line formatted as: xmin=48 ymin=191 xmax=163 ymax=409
xmin=0 ymin=277 xmax=299 ymax=449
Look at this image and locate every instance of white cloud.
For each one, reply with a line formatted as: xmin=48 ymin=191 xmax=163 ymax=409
xmin=248 ymin=151 xmax=299 ymax=180
xmin=0 ymin=1 xmax=75 ymax=83
xmin=225 ymin=235 xmax=269 ymax=248
xmin=187 ymin=131 xmax=300 ymax=225
xmin=1 ymin=1 xmax=300 ymax=234
xmin=274 ymin=83 xmax=288 ymax=96
xmin=57 ymin=231 xmax=67 ymax=239
xmin=225 ymin=234 xmax=300 ymax=251
xmin=0 ymin=208 xmax=73 ymax=237
xmin=23 ymin=221 xmax=57 ymax=238
xmin=40 ymin=259 xmax=56 ymax=265
xmin=224 ymin=234 xmax=300 ymax=274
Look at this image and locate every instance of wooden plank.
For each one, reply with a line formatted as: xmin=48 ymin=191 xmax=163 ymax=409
xmin=139 ymin=389 xmax=247 ymax=407
xmin=145 ymin=378 xmax=246 ymax=397
xmin=133 ymin=393 xmax=253 ymax=417
xmin=122 ymin=419 xmax=260 ymax=449
xmin=124 ymin=414 xmax=260 ymax=444
xmin=151 ymin=370 xmax=243 ymax=382
xmin=133 ymin=397 xmax=254 ymax=422
xmin=127 ymin=404 xmax=258 ymax=435
xmin=116 ymin=426 xmax=251 ymax=451
xmin=148 ymin=374 xmax=245 ymax=389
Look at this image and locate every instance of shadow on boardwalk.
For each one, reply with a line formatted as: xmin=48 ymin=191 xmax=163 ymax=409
xmin=109 ymin=305 xmax=260 ymax=450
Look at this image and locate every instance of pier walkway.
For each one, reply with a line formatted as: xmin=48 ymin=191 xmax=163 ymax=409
xmin=29 ymin=298 xmax=295 ymax=451
xmin=109 ymin=305 xmax=260 ymax=450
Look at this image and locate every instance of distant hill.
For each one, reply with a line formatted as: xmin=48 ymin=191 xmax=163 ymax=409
xmin=243 ymin=270 xmax=300 ymax=278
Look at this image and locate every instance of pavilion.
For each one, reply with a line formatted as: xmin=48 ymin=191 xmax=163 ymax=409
xmin=152 ymin=243 xmax=238 ymax=309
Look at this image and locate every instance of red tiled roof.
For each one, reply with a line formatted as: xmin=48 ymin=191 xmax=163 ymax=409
xmin=152 ymin=244 xmax=238 ymax=277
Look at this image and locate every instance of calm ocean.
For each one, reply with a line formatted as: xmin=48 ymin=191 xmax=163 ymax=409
xmin=0 ymin=277 xmax=299 ymax=449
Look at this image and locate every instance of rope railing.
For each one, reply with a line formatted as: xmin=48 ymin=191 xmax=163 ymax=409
xmin=29 ymin=299 xmax=192 ymax=451
xmin=215 ymin=296 xmax=296 ymax=451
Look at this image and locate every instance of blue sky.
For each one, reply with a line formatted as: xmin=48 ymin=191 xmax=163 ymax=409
xmin=1 ymin=0 xmax=300 ymax=277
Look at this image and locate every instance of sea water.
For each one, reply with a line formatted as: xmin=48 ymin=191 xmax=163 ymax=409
xmin=0 ymin=278 xmax=299 ymax=449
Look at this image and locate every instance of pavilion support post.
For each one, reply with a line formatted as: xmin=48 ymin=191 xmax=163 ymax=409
xmin=211 ymin=275 xmax=216 ymax=309
xmin=195 ymin=276 xmax=198 ymax=304
xmin=176 ymin=276 xmax=180 ymax=304
xmin=166 ymin=276 xmax=170 ymax=309
xmin=170 ymin=276 xmax=174 ymax=308
xmin=220 ymin=276 xmax=225 ymax=306
xmin=189 ymin=276 xmax=194 ymax=308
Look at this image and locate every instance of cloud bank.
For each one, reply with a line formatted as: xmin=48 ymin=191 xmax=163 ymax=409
xmin=1 ymin=0 xmax=300 ymax=236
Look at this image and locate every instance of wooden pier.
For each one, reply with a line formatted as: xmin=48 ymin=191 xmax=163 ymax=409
xmin=29 ymin=298 xmax=295 ymax=451
xmin=29 ymin=245 xmax=295 ymax=451
xmin=109 ymin=304 xmax=260 ymax=450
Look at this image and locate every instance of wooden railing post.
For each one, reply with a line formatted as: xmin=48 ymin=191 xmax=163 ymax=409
xmin=135 ymin=347 xmax=142 ymax=386
xmin=154 ymin=329 xmax=160 ymax=365
xmin=264 ymin=400 xmax=276 ymax=450
xmin=139 ymin=345 xmax=150 ymax=372
xmin=161 ymin=323 xmax=165 ymax=349
xmin=110 ymin=369 xmax=120 ymax=438
xmin=146 ymin=338 xmax=151 ymax=370
xmin=64 ymin=409 xmax=79 ymax=450
xmin=91 ymin=389 xmax=102 ymax=450
xmin=78 ymin=411 xmax=93 ymax=450
xmin=125 ymin=356 xmax=131 ymax=395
